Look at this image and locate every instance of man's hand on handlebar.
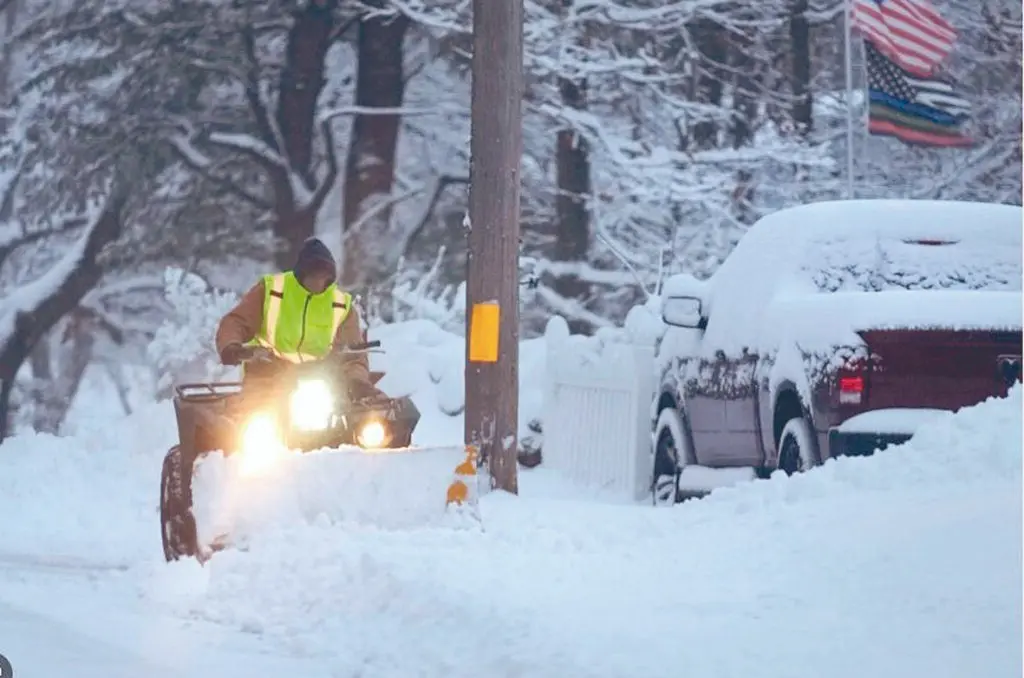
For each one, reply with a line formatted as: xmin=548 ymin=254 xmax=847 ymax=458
xmin=221 ymin=343 xmax=274 ymax=366
xmin=244 ymin=346 xmax=275 ymax=363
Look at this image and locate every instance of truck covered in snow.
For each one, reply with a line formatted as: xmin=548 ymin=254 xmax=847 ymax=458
xmin=651 ymin=199 xmax=1022 ymax=503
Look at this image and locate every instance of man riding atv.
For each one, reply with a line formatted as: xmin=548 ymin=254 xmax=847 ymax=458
xmin=215 ymin=237 xmax=381 ymax=401
xmin=159 ymin=237 xmax=427 ymax=562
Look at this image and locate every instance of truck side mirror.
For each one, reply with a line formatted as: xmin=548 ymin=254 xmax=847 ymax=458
xmin=662 ymin=296 xmax=705 ymax=329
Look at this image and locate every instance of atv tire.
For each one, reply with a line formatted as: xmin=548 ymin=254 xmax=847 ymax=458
xmin=160 ymin=445 xmax=199 ymax=562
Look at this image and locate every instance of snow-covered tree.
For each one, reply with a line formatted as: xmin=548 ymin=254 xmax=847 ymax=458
xmin=147 ymin=267 xmax=240 ymax=396
xmin=2 ymin=0 xmax=1019 ymax=434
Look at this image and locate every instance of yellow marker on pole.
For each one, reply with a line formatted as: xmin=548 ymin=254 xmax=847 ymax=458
xmin=468 ymin=302 xmax=500 ymax=363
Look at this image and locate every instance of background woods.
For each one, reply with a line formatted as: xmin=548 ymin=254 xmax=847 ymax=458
xmin=0 ymin=0 xmax=1020 ymax=436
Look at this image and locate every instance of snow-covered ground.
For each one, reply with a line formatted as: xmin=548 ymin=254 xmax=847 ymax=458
xmin=0 ymin=316 xmax=1020 ymax=677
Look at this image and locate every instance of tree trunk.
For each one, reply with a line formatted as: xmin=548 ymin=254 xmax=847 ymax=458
xmin=29 ymin=337 xmax=55 ymax=433
xmin=341 ymin=5 xmax=409 ymax=287
xmin=30 ymin=315 xmax=95 ymax=434
xmin=790 ymin=0 xmax=813 ymax=135
xmin=0 ymin=189 xmax=127 ymax=442
xmin=0 ymin=0 xmax=16 ymax=94
xmin=273 ymin=206 xmax=318 ymax=269
xmin=729 ymin=35 xmax=759 ymax=224
xmin=272 ymin=0 xmax=337 ymax=268
xmin=730 ymin=32 xmax=758 ymax=149
xmin=104 ymin=361 xmax=133 ymax=416
xmin=0 ymin=0 xmax=18 ymax=137
xmin=553 ymin=74 xmax=591 ymax=334
xmin=54 ymin=323 xmax=95 ymax=431
xmin=690 ymin=19 xmax=726 ymax=150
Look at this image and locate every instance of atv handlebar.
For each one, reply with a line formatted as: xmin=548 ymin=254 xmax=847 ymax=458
xmin=174 ymin=341 xmax=385 ymax=400
xmin=238 ymin=340 xmax=383 ymax=365
xmin=344 ymin=340 xmax=381 ymax=352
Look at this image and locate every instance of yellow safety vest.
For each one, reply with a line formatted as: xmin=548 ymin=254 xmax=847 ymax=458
xmin=248 ymin=271 xmax=352 ymax=362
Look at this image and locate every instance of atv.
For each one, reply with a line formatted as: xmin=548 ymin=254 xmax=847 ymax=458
xmin=159 ymin=339 xmax=420 ymax=562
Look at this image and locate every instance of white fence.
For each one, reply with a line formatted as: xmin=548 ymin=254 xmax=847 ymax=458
xmin=541 ymin=316 xmax=657 ymax=501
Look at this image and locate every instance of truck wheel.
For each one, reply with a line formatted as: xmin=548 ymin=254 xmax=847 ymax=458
xmin=651 ymin=407 xmax=693 ymax=506
xmin=778 ymin=417 xmax=818 ymax=475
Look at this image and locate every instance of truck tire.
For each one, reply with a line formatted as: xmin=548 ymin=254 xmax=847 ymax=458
xmin=778 ymin=417 xmax=818 ymax=475
xmin=651 ymin=407 xmax=693 ymax=505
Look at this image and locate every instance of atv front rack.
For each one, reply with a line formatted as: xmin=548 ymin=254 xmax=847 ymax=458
xmin=175 ymin=382 xmax=243 ymax=401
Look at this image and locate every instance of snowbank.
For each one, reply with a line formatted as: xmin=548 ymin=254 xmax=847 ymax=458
xmin=690 ymin=384 xmax=1022 ymax=513
xmin=0 ymin=402 xmax=177 ymax=563
xmin=127 ymin=385 xmax=1020 ymax=677
xmin=0 ymin=371 xmax=1019 ymax=677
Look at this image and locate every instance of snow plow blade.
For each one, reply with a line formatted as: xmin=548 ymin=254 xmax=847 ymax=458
xmin=163 ymin=445 xmax=481 ymax=563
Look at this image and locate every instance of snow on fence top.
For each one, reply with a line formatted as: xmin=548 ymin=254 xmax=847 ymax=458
xmin=661 ymin=199 xmax=1023 ymax=359
xmin=544 ymin=298 xmax=666 ymax=378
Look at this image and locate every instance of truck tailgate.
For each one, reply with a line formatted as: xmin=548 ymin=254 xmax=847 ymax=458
xmin=859 ymin=329 xmax=1021 ymax=410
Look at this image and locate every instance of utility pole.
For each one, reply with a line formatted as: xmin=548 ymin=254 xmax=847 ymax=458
xmin=464 ymin=0 xmax=524 ymax=494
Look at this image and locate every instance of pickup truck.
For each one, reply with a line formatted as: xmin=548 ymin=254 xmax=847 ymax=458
xmin=652 ymin=199 xmax=1022 ymax=504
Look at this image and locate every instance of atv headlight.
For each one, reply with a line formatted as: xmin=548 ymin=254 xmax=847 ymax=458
xmin=357 ymin=420 xmax=389 ymax=449
xmin=239 ymin=413 xmax=284 ymax=476
xmin=290 ymin=378 xmax=334 ymax=431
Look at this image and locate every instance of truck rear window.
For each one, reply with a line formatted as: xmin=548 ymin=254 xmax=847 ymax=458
xmin=804 ymin=238 xmax=1021 ymax=293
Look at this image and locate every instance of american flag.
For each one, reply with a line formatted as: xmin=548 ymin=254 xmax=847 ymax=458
xmin=852 ymin=0 xmax=957 ymax=76
xmin=864 ymin=41 xmax=972 ymax=147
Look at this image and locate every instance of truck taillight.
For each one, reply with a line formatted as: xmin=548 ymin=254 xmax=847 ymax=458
xmin=835 ymin=352 xmax=871 ymax=406
xmin=838 ymin=375 xmax=864 ymax=404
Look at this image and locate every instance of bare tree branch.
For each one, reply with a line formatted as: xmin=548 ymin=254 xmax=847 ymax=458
xmin=204 ymin=130 xmax=287 ymax=171
xmin=165 ymin=132 xmax=273 ymax=209
xmin=329 ymin=15 xmax=358 ymax=42
xmin=0 ymin=218 xmax=88 ymax=272
xmin=73 ymin=303 xmax=125 ymax=344
xmin=303 ymin=116 xmax=341 ymax=217
xmin=402 ymin=174 xmax=468 ymax=256
xmin=316 ymin=105 xmax=438 ymax=124
xmin=0 ymin=162 xmax=22 ymax=224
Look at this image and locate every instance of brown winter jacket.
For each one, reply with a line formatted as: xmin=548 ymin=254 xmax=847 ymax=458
xmin=215 ymin=279 xmax=371 ymax=386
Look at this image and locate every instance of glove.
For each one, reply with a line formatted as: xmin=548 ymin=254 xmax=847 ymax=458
xmin=220 ymin=343 xmax=259 ymax=366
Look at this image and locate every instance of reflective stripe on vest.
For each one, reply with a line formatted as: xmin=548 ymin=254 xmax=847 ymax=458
xmin=252 ymin=272 xmax=352 ymax=363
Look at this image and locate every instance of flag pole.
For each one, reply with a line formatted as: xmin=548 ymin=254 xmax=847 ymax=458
xmin=844 ymin=0 xmax=856 ymax=199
